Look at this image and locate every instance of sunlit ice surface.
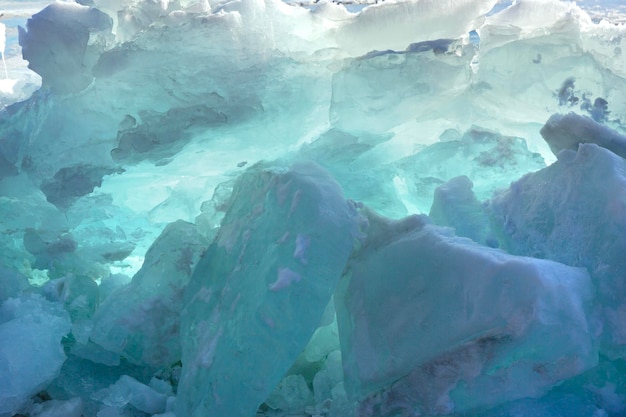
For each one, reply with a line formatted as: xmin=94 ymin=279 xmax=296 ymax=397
xmin=1 ymin=0 xmax=626 ymax=416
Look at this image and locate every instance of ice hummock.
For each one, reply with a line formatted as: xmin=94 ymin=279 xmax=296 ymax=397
xmin=1 ymin=0 xmax=626 ymax=416
xmin=335 ymin=209 xmax=596 ymax=415
xmin=487 ymin=143 xmax=626 ymax=359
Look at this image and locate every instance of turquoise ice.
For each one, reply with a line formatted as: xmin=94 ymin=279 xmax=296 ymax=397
xmin=177 ymin=161 xmax=359 ymax=417
xmin=0 ymin=0 xmax=625 ymax=416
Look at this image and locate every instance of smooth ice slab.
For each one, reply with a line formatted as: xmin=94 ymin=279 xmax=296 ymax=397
xmin=90 ymin=220 xmax=208 ymax=367
xmin=177 ymin=161 xmax=360 ymax=417
xmin=488 ymin=143 xmax=626 ymax=357
xmin=540 ymin=112 xmax=626 ymax=159
xmin=335 ymin=209 xmax=596 ymax=415
xmin=0 ymin=295 xmax=71 ymax=417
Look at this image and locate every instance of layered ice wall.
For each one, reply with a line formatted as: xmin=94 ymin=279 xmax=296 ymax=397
xmin=2 ymin=0 xmax=626 ymax=416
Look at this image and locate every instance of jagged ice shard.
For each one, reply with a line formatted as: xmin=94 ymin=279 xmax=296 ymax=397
xmin=2 ymin=0 xmax=626 ymax=416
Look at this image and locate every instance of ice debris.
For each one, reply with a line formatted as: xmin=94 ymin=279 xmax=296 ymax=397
xmin=1 ymin=0 xmax=626 ymax=416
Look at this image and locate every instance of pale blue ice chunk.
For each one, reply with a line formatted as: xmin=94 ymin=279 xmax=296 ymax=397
xmin=265 ymin=374 xmax=314 ymax=413
xmin=194 ymin=178 xmax=235 ymax=241
xmin=46 ymin=355 xmax=156 ymax=417
xmin=27 ymin=397 xmax=83 ymax=417
xmin=261 ymin=301 xmax=349 ymax=416
xmin=0 ymin=294 xmax=71 ymax=417
xmin=488 ymin=143 xmax=626 ymax=358
xmin=302 ymin=302 xmax=340 ymax=363
xmin=0 ymin=266 xmax=29 ymax=302
xmin=540 ymin=112 xmax=626 ymax=158
xmin=429 ymin=175 xmax=497 ymax=247
xmin=18 ymin=2 xmax=112 ymax=94
xmin=91 ymin=220 xmax=208 ymax=367
xmin=41 ymin=274 xmax=99 ymax=321
xmin=147 ymin=378 xmax=171 ymax=396
xmin=64 ymin=194 xmax=145 ymax=271
xmin=258 ymin=298 xmax=345 ymax=415
xmin=177 ymin=161 xmax=360 ymax=417
xmin=1 ymin=0 xmax=625 ymax=415
xmin=0 ymin=174 xmax=69 ymax=272
xmin=93 ymin=375 xmax=167 ymax=415
xmin=22 ymin=229 xmax=99 ymax=279
xmin=335 ymin=208 xmax=596 ymax=415
xmin=312 ymin=350 xmax=351 ymax=415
